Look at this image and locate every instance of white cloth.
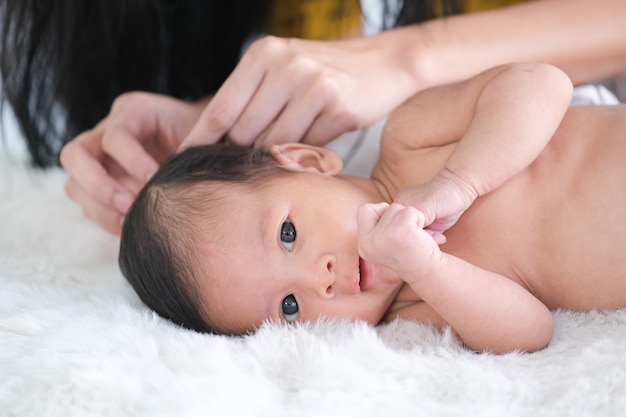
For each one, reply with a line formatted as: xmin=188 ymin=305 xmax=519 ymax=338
xmin=571 ymin=83 xmax=620 ymax=106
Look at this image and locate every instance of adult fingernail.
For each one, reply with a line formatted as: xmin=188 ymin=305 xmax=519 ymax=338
xmin=146 ymin=169 xmax=157 ymax=182
xmin=113 ymin=192 xmax=133 ymax=213
xmin=118 ymin=214 xmax=126 ymax=230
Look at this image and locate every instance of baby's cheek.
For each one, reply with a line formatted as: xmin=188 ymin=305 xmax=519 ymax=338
xmin=380 ymin=266 xmax=403 ymax=286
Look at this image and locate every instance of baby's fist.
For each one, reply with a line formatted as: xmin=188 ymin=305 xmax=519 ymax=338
xmin=357 ymin=203 xmax=438 ymax=277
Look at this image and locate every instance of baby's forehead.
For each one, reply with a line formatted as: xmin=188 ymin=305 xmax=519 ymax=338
xmin=195 ymin=258 xmax=269 ymax=335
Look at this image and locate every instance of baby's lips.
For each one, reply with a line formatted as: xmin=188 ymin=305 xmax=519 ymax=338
xmin=358 ymin=257 xmax=375 ymax=292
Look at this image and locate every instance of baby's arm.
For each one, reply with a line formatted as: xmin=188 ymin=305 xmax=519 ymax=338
xmin=358 ymin=203 xmax=554 ymax=353
xmin=390 ymin=63 xmax=573 ymax=235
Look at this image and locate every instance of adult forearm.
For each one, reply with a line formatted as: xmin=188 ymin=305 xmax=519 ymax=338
xmin=388 ymin=0 xmax=626 ymax=88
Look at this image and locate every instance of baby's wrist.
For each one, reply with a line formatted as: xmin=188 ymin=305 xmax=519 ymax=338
xmin=396 ymin=243 xmax=445 ymax=288
xmin=436 ymin=168 xmax=479 ymax=206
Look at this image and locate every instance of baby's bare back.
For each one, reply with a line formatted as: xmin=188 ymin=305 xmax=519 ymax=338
xmin=442 ymin=105 xmax=626 ymax=311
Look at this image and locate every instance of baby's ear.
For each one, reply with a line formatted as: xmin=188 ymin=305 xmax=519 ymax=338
xmin=270 ymin=143 xmax=343 ymax=175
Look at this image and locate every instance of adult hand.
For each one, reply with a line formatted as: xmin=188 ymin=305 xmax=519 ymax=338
xmin=394 ymin=169 xmax=478 ymax=244
xmin=182 ymin=33 xmax=419 ymax=149
xmin=60 ymin=92 xmax=209 ymax=234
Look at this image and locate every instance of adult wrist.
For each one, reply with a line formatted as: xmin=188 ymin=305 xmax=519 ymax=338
xmin=378 ymin=23 xmax=439 ymax=93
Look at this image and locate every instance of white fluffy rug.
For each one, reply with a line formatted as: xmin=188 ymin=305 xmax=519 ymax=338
xmin=2 ymin=146 xmax=626 ymax=417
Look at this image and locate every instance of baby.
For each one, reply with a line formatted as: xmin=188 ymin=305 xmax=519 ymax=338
xmin=119 ymin=63 xmax=626 ymax=353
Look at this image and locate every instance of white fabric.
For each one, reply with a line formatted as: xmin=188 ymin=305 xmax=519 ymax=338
xmin=571 ymin=83 xmax=620 ymax=106
xmin=325 ymin=118 xmax=383 ymax=177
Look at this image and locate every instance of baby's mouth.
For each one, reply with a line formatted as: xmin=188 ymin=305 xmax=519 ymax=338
xmin=358 ymin=257 xmax=372 ymax=292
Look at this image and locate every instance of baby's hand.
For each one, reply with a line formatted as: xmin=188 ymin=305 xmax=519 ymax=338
xmin=357 ymin=203 xmax=442 ymax=282
xmin=395 ymin=169 xmax=478 ymax=244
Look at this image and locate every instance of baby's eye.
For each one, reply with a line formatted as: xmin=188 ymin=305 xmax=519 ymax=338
xmin=280 ymin=220 xmax=296 ymax=251
xmin=281 ymin=294 xmax=299 ymax=323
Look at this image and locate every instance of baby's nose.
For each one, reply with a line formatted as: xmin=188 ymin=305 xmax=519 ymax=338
xmin=316 ymin=254 xmax=336 ymax=298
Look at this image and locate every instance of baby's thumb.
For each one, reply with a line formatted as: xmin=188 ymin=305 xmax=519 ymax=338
xmin=426 ymin=229 xmax=447 ymax=245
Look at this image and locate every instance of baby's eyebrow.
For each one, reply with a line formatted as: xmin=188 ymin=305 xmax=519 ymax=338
xmin=256 ymin=208 xmax=281 ymax=324
xmin=259 ymin=207 xmax=272 ymax=253
xmin=259 ymin=283 xmax=281 ymax=330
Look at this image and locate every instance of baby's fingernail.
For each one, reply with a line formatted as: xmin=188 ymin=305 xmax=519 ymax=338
xmin=113 ymin=192 xmax=133 ymax=213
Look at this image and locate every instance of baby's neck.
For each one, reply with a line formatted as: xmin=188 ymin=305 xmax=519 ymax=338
xmin=340 ymin=175 xmax=392 ymax=203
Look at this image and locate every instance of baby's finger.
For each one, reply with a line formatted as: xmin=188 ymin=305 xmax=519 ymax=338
xmin=426 ymin=229 xmax=447 ymax=245
xmin=357 ymin=202 xmax=389 ymax=234
xmin=376 ymin=204 xmax=427 ymax=237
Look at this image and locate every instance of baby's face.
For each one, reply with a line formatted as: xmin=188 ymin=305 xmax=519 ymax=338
xmin=195 ymin=171 xmax=404 ymax=334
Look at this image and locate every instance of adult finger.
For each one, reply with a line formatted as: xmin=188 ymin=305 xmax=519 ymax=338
xmin=301 ymin=110 xmax=359 ymax=147
xmin=226 ymin=72 xmax=293 ymax=146
xmin=64 ymin=176 xmax=125 ymax=235
xmin=258 ymin=94 xmax=323 ymax=147
xmin=105 ymin=158 xmax=149 ymax=196
xmin=60 ymin=134 xmax=134 ymax=213
xmin=100 ymin=126 xmax=160 ymax=185
xmin=181 ymin=39 xmax=275 ymax=148
xmin=258 ymin=74 xmax=339 ymax=147
xmin=263 ymin=71 xmax=359 ymax=147
xmin=299 ymin=80 xmax=360 ymax=146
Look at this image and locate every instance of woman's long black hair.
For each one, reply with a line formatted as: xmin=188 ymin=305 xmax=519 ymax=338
xmin=0 ymin=0 xmax=461 ymax=167
xmin=0 ymin=0 xmax=270 ymax=166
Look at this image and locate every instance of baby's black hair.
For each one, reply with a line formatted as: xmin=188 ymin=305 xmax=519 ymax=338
xmin=119 ymin=144 xmax=291 ymax=332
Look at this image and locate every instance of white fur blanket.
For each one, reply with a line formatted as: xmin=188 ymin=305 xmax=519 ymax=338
xmin=2 ymin=88 xmax=626 ymax=416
